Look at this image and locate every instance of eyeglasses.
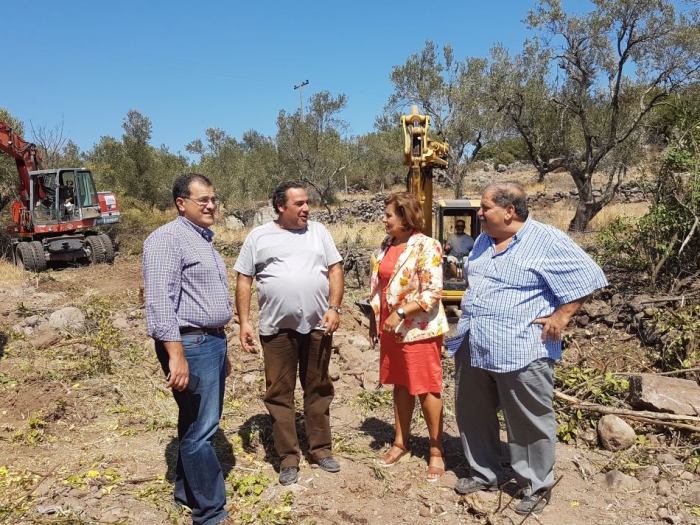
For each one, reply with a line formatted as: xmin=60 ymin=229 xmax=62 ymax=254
xmin=183 ymin=196 xmax=218 ymax=207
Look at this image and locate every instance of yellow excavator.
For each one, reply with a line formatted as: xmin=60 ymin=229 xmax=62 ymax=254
xmin=401 ymin=105 xmax=481 ymax=304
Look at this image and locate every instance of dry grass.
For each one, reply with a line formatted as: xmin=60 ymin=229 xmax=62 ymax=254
xmin=589 ymin=201 xmax=649 ymax=230
xmin=328 ymin=219 xmax=386 ymax=249
xmin=534 ymin=200 xmax=579 ymax=231
xmin=0 ymin=259 xmax=27 ymax=287
xmin=212 ymin=210 xmax=389 ymax=250
xmin=533 ymin=200 xmax=649 ymax=232
xmin=215 ymin=195 xmax=649 ymax=251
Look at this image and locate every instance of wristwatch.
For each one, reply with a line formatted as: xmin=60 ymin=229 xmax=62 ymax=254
xmin=329 ymin=306 xmax=342 ymax=315
xmin=396 ymin=307 xmax=406 ymax=319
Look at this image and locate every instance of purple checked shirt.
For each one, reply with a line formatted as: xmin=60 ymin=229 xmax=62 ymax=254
xmin=143 ymin=216 xmax=232 ymax=341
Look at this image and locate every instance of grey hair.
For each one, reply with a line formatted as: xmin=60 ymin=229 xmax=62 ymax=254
xmin=484 ymin=182 xmax=529 ymax=220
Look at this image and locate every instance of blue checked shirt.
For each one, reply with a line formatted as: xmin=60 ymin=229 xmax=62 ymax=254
xmin=143 ymin=216 xmax=232 ymax=341
xmin=453 ymin=217 xmax=607 ymax=372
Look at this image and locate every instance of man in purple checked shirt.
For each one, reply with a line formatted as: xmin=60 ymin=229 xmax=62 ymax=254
xmin=143 ymin=173 xmax=233 ymax=525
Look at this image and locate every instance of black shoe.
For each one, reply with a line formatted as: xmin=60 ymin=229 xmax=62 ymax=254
xmin=455 ymin=477 xmax=498 ymax=495
xmin=279 ymin=466 xmax=299 ymax=486
xmin=316 ymin=456 xmax=340 ymax=473
xmin=514 ymin=490 xmax=550 ymax=515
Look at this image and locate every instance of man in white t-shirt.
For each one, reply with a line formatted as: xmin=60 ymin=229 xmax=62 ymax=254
xmin=234 ymin=181 xmax=345 ymax=487
xmin=445 ymin=220 xmax=474 ymax=278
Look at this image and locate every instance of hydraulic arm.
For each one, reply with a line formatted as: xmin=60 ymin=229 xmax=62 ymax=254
xmin=401 ymin=106 xmax=449 ymax=236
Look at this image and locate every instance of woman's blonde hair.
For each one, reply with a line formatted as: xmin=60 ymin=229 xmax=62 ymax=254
xmin=385 ymin=192 xmax=424 ymax=232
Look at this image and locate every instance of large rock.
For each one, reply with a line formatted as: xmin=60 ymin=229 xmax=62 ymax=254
xmin=628 ymin=374 xmax=700 ymax=415
xmin=597 ymin=414 xmax=636 ymax=451
xmin=598 ymin=469 xmax=641 ymax=492
xmin=48 ymin=307 xmax=85 ymax=332
xmin=32 ymin=325 xmax=62 ymax=349
xmin=252 ymin=206 xmax=277 ymax=226
xmin=579 ymin=299 xmax=612 ymax=319
xmin=225 ymin=215 xmax=245 ymax=230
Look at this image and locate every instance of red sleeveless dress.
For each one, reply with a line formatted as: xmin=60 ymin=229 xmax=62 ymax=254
xmin=378 ymin=244 xmax=443 ymax=395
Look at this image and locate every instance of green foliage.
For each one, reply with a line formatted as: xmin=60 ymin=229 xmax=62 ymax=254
xmin=490 ymin=0 xmax=700 ymax=230
xmin=651 ymin=304 xmax=700 ymax=371
xmin=226 ymin=471 xmax=294 ymax=524
xmin=353 ymin=390 xmax=393 ymax=412
xmin=108 ymin=196 xmax=172 ymax=255
xmin=350 ymin=129 xmax=403 ymax=191
xmin=0 ymin=108 xmax=24 ymax=194
xmin=555 ymin=366 xmax=629 ymax=443
xmin=11 ymin=410 xmax=47 ymax=446
xmin=84 ymin=110 xmax=189 ymax=210
xmin=187 ymin=127 xmax=282 ymax=208
xmin=474 ymin=136 xmax=528 ymax=164
xmin=556 ymin=408 xmax=583 ymax=443
xmin=595 ymin=103 xmax=700 ymax=288
xmin=557 ymin=366 xmax=629 ymax=405
xmin=229 ymin=472 xmax=269 ymax=497
xmin=82 ymin=297 xmax=123 ymax=375
xmin=387 ymin=41 xmax=499 ymax=198
xmin=276 ymin=91 xmax=356 ymax=206
xmin=595 ymin=217 xmax=647 ymax=271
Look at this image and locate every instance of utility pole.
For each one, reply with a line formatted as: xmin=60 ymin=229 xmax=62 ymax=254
xmin=293 ymin=79 xmax=309 ymax=122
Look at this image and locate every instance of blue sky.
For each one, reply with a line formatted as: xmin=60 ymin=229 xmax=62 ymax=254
xmin=2 ymin=1 xmax=587 ymax=156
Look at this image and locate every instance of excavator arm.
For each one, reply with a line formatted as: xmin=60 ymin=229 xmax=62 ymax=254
xmin=0 ymin=121 xmax=44 ymax=206
xmin=401 ymin=106 xmax=449 ymax=236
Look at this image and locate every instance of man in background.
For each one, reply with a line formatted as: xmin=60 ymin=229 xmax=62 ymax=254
xmin=444 ymin=219 xmax=474 ymax=278
xmin=235 ymin=180 xmax=344 ymax=486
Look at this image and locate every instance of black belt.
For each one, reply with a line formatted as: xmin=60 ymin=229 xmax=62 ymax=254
xmin=180 ymin=326 xmax=226 ymax=335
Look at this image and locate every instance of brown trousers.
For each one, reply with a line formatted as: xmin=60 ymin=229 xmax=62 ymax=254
xmin=261 ymin=329 xmax=334 ymax=468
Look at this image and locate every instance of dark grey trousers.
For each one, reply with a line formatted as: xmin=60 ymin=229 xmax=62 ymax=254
xmin=455 ymin=340 xmax=556 ymax=496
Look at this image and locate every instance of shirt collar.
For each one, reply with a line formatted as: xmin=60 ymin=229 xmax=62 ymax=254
xmin=178 ymin=215 xmax=215 ymax=241
xmin=512 ymin=215 xmax=533 ymax=241
xmin=488 ymin=216 xmax=531 ymax=253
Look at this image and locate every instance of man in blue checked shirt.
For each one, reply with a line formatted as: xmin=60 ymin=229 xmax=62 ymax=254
xmin=453 ymin=182 xmax=607 ymax=516
xmin=143 ymin=173 xmax=233 ymax=525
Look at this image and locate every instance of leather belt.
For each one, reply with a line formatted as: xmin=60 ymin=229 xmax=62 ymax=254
xmin=180 ymin=326 xmax=226 ymax=335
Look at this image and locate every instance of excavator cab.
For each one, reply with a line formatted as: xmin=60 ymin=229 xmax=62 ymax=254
xmin=436 ymin=199 xmax=482 ymax=304
xmin=30 ymin=169 xmax=102 ymax=225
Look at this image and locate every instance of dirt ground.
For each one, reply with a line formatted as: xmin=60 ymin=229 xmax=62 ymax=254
xmin=0 ymin=254 xmax=698 ymax=525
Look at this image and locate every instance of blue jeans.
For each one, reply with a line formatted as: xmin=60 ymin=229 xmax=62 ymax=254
xmin=156 ymin=333 xmax=228 ymax=525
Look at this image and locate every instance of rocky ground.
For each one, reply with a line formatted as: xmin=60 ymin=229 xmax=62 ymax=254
xmin=0 ymin=252 xmax=699 ymax=525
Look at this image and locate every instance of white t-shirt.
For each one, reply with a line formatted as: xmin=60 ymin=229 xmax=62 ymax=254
xmin=446 ymin=233 xmax=474 ymax=256
xmin=234 ymin=220 xmax=342 ymax=336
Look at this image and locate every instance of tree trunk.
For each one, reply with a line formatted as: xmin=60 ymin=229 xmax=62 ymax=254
xmin=568 ymin=175 xmax=603 ymax=232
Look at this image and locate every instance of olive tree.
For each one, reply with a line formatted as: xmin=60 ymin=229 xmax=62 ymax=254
xmin=488 ymin=0 xmax=700 ymax=231
xmin=187 ymin=127 xmax=279 ymax=206
xmin=276 ymin=91 xmax=356 ymax=207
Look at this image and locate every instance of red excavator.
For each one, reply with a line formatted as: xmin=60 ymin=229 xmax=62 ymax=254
xmin=0 ymin=121 xmax=120 ymax=272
